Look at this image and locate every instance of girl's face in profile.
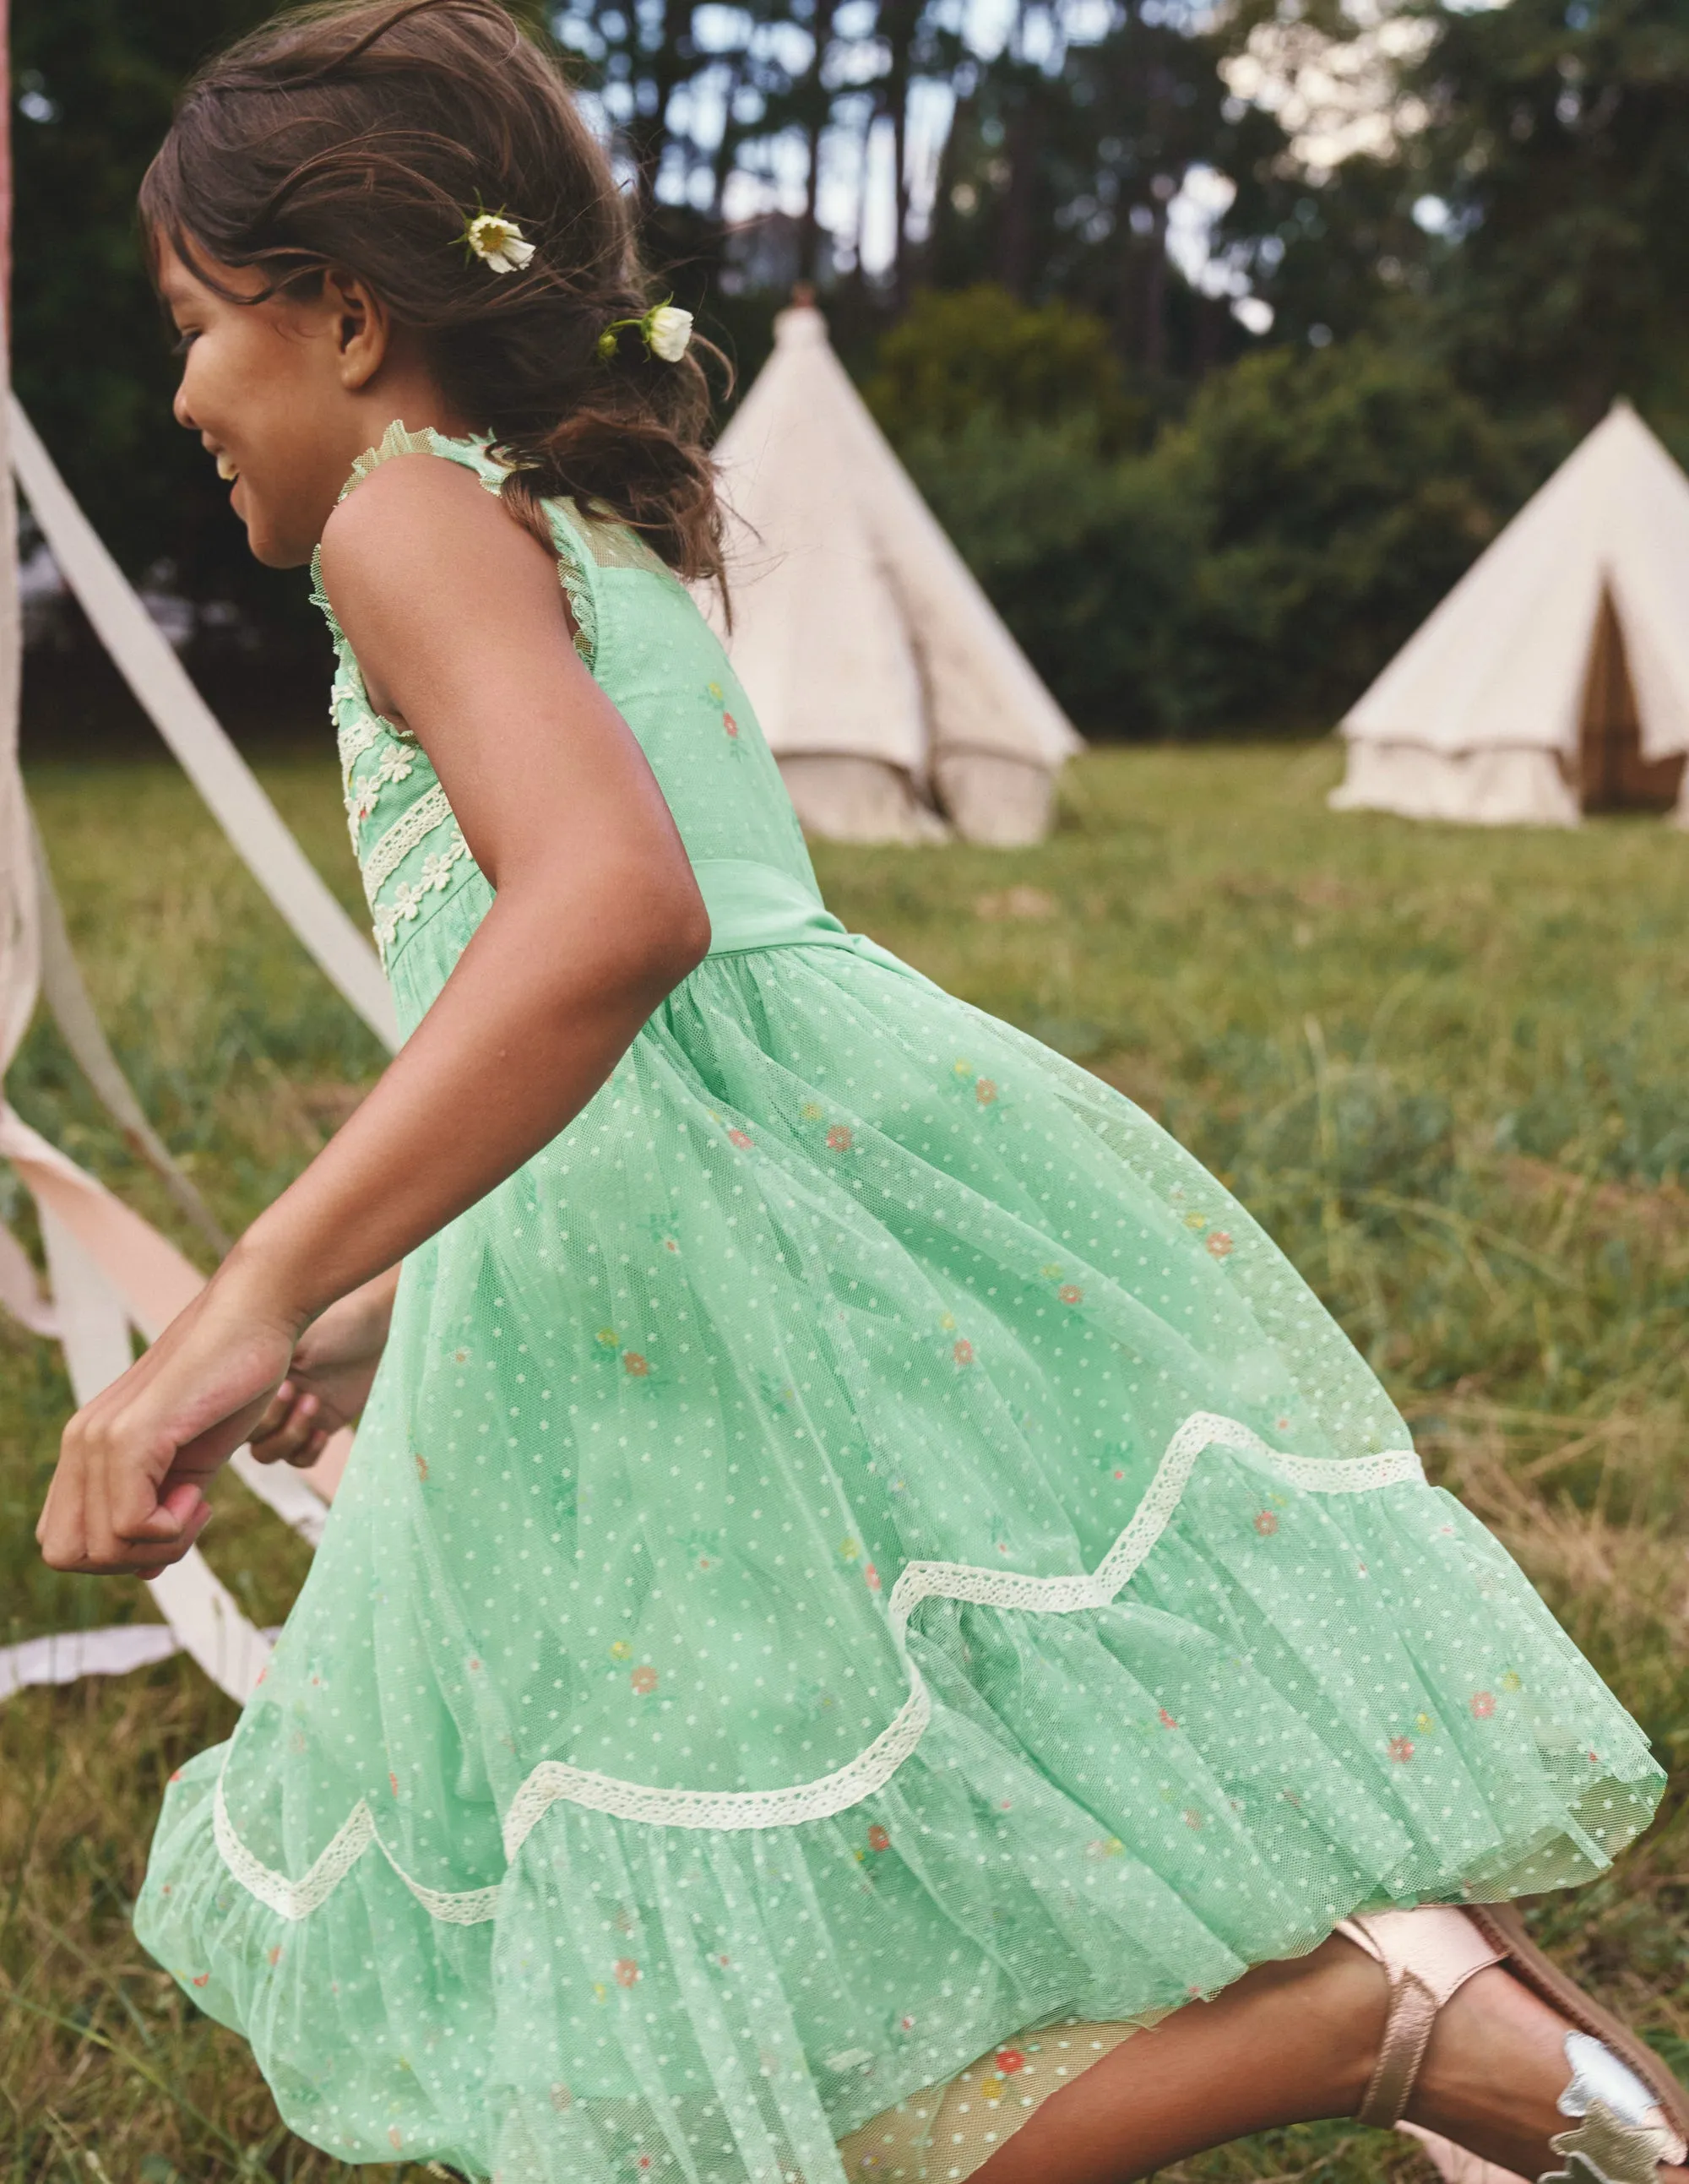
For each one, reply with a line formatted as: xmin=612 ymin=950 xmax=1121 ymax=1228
xmin=155 ymin=240 xmax=388 ymax=569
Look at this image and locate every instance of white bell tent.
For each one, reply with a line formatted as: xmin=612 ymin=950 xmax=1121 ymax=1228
xmin=1332 ymin=402 xmax=1689 ymax=828
xmin=703 ymin=302 xmax=1083 ymax=847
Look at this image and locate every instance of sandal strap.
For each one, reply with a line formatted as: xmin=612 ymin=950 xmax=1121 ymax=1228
xmin=1339 ymin=1909 xmax=1507 ymax=2128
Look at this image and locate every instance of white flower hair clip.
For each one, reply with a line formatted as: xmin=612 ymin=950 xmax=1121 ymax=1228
xmin=461 ymin=206 xmax=535 ymax=274
xmin=597 ymin=300 xmax=693 ymax=364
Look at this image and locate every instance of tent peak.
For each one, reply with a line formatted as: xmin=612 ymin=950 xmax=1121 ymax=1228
xmin=773 ymin=301 xmax=828 ymax=347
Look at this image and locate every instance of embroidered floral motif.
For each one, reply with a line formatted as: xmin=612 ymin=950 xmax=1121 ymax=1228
xmin=367 ymin=820 xmax=472 ymax=960
xmin=613 ymin=1958 xmax=640 ymax=1987
xmin=1253 ymin=1510 xmax=1279 ymax=1536
xmin=950 ymin=1059 xmax=1005 ymax=1117
xmin=826 ymin=1123 xmax=854 ymax=1152
xmin=1471 ymin=1691 xmax=1496 ymax=1717
xmin=866 ymin=1823 xmax=890 ymax=1852
xmin=631 ymin=1665 xmax=659 ymax=1695
xmin=1388 ymin=1736 xmax=1415 ymax=1763
xmin=345 ymin=739 xmax=418 ymax=837
xmin=595 ymin=1329 xmax=654 ymax=1378
xmin=1207 ymin=1230 xmax=1236 ymax=1258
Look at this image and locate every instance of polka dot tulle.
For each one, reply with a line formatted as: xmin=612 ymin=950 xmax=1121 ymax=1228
xmin=137 ymin=435 xmax=1663 ymax=2184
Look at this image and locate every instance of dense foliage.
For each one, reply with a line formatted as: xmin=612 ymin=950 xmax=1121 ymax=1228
xmin=885 ymin=298 xmax=1531 ymax=732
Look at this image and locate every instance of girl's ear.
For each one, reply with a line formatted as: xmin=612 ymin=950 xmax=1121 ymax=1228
xmin=326 ymin=267 xmax=391 ymax=391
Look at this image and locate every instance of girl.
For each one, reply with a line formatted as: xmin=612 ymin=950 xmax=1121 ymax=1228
xmin=36 ymin=6 xmax=1686 ymax=2181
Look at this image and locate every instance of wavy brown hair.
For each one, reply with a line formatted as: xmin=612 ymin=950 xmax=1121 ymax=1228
xmin=140 ymin=0 xmax=725 ymax=582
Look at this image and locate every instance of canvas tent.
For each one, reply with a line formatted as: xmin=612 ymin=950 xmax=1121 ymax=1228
xmin=702 ymin=302 xmax=1083 ymax=845
xmin=1332 ymin=401 xmax=1689 ymax=828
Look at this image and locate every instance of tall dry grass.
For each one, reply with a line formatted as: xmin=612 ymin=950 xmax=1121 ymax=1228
xmin=4 ymin=742 xmax=1688 ymax=2179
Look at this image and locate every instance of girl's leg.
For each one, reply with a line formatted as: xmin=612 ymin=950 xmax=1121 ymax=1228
xmin=975 ymin=1931 xmax=1687 ymax=2184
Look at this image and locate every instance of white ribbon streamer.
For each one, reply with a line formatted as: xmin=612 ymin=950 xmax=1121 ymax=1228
xmin=9 ymin=398 xmax=398 ymax=1052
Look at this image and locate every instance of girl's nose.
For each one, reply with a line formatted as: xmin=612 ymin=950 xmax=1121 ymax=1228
xmin=173 ymin=382 xmax=197 ymax=431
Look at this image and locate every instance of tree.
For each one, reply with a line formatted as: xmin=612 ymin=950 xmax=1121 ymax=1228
xmin=873 ymin=297 xmax=1529 ymax=734
xmin=1406 ymin=0 xmax=1689 ymax=429
xmin=862 ymin=284 xmax=1143 ymax=443
xmin=1149 ymin=336 xmax=1529 ymax=727
xmin=13 ymin=0 xmax=291 ymax=609
xmin=925 ymin=0 xmax=1287 ymax=383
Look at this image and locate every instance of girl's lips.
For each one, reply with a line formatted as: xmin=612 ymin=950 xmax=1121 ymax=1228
xmin=215 ymin=452 xmax=239 ymax=481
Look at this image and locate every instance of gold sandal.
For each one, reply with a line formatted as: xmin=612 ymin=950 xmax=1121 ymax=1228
xmin=1336 ymin=1905 xmax=1689 ymax=2184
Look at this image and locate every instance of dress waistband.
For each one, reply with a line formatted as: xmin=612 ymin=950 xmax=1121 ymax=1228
xmin=692 ymin=858 xmax=921 ymax=984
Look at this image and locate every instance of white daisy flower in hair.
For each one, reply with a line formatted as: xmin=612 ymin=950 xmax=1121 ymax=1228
xmin=596 ymin=298 xmax=695 ymax=363
xmin=463 ymin=208 xmax=535 ymax=274
xmin=647 ymin=305 xmax=693 ymax=361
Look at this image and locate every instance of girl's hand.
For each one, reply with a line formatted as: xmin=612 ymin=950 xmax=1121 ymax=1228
xmin=247 ymin=1270 xmax=399 ymax=1468
xmin=36 ymin=1272 xmax=301 ymax=1579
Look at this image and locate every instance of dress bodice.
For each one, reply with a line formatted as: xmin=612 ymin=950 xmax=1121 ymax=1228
xmin=310 ymin=424 xmax=817 ymax=1025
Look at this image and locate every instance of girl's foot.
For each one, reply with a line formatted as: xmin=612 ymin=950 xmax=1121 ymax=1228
xmin=1339 ymin=1906 xmax=1689 ymax=2184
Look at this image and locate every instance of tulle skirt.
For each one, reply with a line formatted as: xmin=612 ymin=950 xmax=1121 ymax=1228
xmin=137 ymin=935 xmax=1664 ymax=2181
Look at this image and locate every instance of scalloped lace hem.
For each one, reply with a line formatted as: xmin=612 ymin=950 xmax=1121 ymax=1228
xmin=210 ymin=1410 xmax=1421 ymax=1924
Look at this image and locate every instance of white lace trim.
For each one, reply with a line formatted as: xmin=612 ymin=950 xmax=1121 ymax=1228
xmin=212 ymin=1411 xmax=1421 ymax=1924
xmin=502 ymin=1678 xmax=934 ymax=1858
xmin=364 ymin=783 xmax=454 ymax=897
xmin=371 ymin=834 xmax=472 ymax=961
xmin=213 ymin=1778 xmax=502 ymax=1926
xmin=884 ymin=1414 xmax=1416 ymax=1639
xmin=337 ymin=711 xmax=384 ymax=775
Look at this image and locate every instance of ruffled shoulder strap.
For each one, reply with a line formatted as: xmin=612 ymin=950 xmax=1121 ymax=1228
xmin=320 ymin=421 xmax=603 ymax=668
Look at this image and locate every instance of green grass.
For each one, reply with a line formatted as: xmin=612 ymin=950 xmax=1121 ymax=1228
xmin=6 ymin=742 xmax=1689 ymax=2179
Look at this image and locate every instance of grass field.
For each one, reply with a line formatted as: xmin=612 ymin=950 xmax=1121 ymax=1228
xmin=5 ymin=741 xmax=1689 ymax=2181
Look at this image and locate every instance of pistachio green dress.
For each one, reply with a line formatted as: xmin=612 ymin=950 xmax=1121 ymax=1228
xmin=136 ymin=426 xmax=1663 ymax=2183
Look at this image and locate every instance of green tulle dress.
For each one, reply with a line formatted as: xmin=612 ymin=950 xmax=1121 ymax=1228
xmin=137 ymin=427 xmax=1664 ymax=2182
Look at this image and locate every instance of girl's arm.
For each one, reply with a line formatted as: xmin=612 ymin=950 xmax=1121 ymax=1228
xmin=38 ymin=455 xmax=710 ymax=1577
xmin=247 ymin=1264 xmax=404 ymax=1468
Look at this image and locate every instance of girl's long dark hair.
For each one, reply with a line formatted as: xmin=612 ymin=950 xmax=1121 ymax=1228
xmin=140 ymin=0 xmax=725 ymax=583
